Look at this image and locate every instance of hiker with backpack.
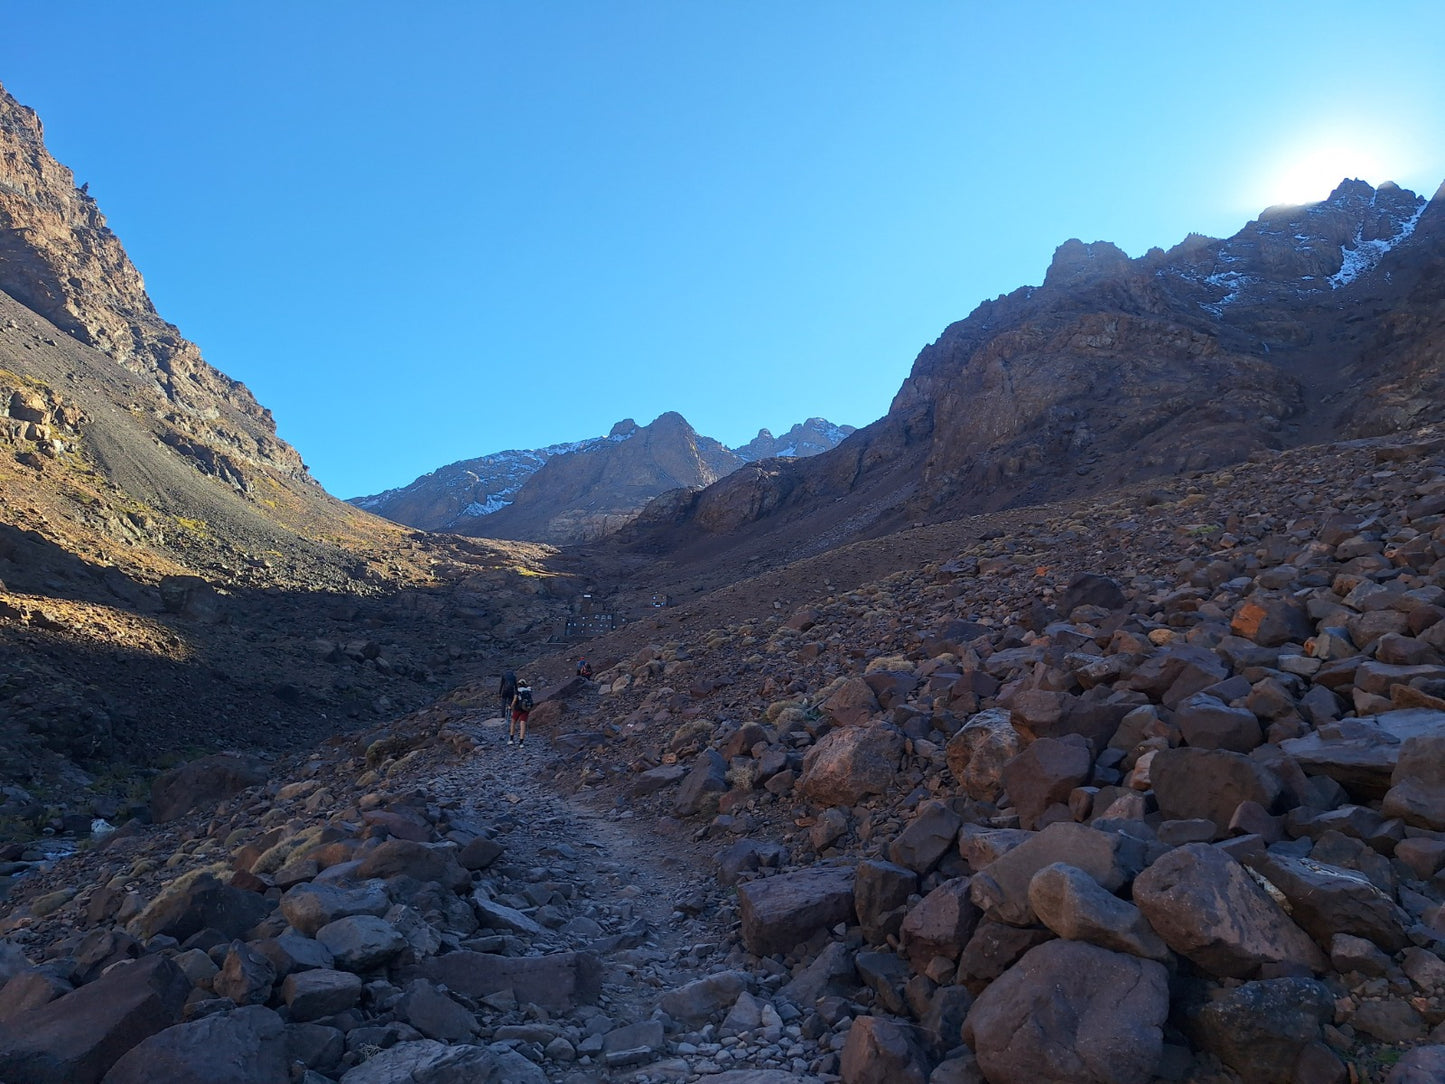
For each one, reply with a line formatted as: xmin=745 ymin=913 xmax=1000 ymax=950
xmin=508 ymin=678 xmax=533 ymax=747
xmin=498 ymin=669 xmax=517 ymax=721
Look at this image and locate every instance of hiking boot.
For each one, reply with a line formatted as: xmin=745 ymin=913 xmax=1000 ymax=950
xmin=506 ymin=737 xmax=513 ymax=746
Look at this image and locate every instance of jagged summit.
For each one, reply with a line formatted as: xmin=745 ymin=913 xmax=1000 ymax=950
xmin=351 ymin=411 xmax=854 ymax=542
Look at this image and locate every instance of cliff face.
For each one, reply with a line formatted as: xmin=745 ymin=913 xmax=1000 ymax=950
xmin=623 ymin=178 xmax=1445 ymax=556
xmin=0 ymin=81 xmax=306 ymax=487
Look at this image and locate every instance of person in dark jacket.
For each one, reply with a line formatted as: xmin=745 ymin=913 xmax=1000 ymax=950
xmin=499 ymin=670 xmax=517 ymax=721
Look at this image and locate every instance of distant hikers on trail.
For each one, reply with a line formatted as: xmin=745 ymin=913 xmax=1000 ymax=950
xmin=508 ymin=678 xmax=533 ymax=747
xmin=498 ymin=669 xmax=517 ymax=721
xmin=576 ymin=657 xmax=593 ymax=679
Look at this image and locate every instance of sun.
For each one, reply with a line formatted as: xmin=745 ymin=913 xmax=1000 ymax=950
xmin=1259 ymin=144 xmax=1390 ymax=208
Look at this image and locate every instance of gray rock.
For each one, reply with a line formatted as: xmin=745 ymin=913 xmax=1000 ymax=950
xmin=798 ymin=723 xmax=904 ymax=806
xmin=674 ymin=750 xmax=729 ymax=817
xmin=1386 ymin=1046 xmax=1445 ymax=1083
xmin=964 ymin=940 xmax=1169 ymax=1084
xmin=395 ymin=979 xmax=476 ymax=1042
xmin=314 ymin=915 xmax=408 ymax=973
xmin=659 ymin=971 xmax=749 ymax=1027
xmin=1172 ymin=693 xmax=1262 ymax=753
xmin=213 ymin=940 xmax=276 ymax=1006
xmin=737 ymin=865 xmax=856 ymax=956
xmin=337 ymin=1039 xmax=511 ymax=1083
xmin=281 ymin=969 xmax=363 ymax=1021
xmin=404 ymin=950 xmax=602 ymax=1012
xmin=888 ymin=800 xmax=963 ymax=873
xmin=1000 ymin=734 xmax=1093 ymax=830
xmin=0 ymin=954 xmax=191 ymax=1084
xmin=1279 ymin=709 xmax=1445 ymax=799
xmin=853 ymin=859 xmax=917 ymax=945
xmin=279 ymin=881 xmax=390 ymax=937
xmin=1027 ymin=863 xmax=1169 ymax=961
xmin=969 ymin=822 xmax=1147 ymax=927
xmin=101 ymin=1005 xmax=289 ymax=1084
xmin=1242 ymin=852 xmax=1412 ymax=952
xmin=1150 ymin=747 xmax=1281 ymax=829
xmin=900 ymin=877 xmax=981 ymax=969
xmin=1186 ymin=977 xmax=1334 ymax=1084
xmin=1382 ymin=731 xmax=1445 ymax=829
xmin=1132 ymin=843 xmax=1326 ymax=978
xmin=946 ymin=708 xmax=1024 ymax=802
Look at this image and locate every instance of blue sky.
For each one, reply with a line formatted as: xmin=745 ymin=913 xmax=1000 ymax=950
xmin=3 ymin=3 xmax=1444 ymax=499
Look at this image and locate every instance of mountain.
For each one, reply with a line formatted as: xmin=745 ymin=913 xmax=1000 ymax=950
xmin=733 ymin=417 xmax=856 ymax=460
xmin=616 ymin=177 xmax=1445 ymax=573
xmin=454 ymin=412 xmax=743 ymax=544
xmin=0 ymin=81 xmax=578 ymax=789
xmin=352 ymin=413 xmax=854 ymax=543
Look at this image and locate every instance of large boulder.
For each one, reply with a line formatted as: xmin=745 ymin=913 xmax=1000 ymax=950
xmin=969 ymin=822 xmax=1149 ymax=927
xmin=1279 ymin=709 xmax=1445 ymax=799
xmin=1149 ymin=747 xmax=1281 ymax=831
xmin=1133 ymin=843 xmax=1327 ymax=978
xmin=99 ymin=1005 xmax=289 ymax=1084
xmin=1000 ymin=734 xmax=1093 ymax=830
xmin=149 ymin=752 xmax=267 ymax=823
xmin=1241 ymin=852 xmax=1412 ymax=953
xmin=887 ymin=800 xmax=962 ymax=874
xmin=1185 ymin=977 xmax=1335 ymax=1084
xmin=1381 ymin=731 xmax=1445 ymax=829
xmin=0 ymin=954 xmax=191 ymax=1084
xmin=737 ymin=865 xmax=857 ymax=956
xmin=946 ymin=709 xmax=1024 ymax=802
xmin=128 ymin=872 xmax=271 ymax=943
xmin=314 ymin=915 xmax=408 ymax=973
xmin=798 ymin=725 xmax=904 ymax=806
xmin=279 ymin=880 xmax=390 ymax=937
xmin=674 ymin=750 xmax=729 ymax=817
xmin=899 ymin=877 xmax=981 ymax=969
xmin=1027 ymin=863 xmax=1169 ymax=961
xmin=854 ymin=860 xmax=917 ymax=945
xmin=821 ymin=677 xmax=882 ymax=727
xmin=963 ymin=940 xmax=1169 ymax=1084
xmin=658 ymin=971 xmax=750 ymax=1028
xmin=336 ymin=1039 xmax=515 ymax=1084
xmin=352 ymin=840 xmax=469 ymax=891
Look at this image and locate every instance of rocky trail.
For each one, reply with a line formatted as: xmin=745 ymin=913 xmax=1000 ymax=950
xmin=7 ymin=429 xmax=1445 ymax=1083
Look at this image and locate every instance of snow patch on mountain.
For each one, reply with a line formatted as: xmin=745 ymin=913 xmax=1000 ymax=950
xmin=1329 ymin=200 xmax=1428 ymax=288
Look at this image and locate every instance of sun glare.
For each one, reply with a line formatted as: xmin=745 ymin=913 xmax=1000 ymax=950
xmin=1264 ymin=146 xmax=1388 ymax=207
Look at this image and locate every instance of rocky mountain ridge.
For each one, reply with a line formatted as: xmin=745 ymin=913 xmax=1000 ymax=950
xmin=611 ymin=177 xmax=1445 ymax=579
xmin=352 ymin=414 xmax=854 ymax=544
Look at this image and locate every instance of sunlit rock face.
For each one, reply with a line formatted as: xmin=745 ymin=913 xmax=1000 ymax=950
xmin=620 ymin=176 xmax=1445 ymax=550
xmin=0 ymin=80 xmax=307 ymax=484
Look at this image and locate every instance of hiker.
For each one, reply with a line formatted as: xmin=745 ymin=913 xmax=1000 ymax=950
xmin=576 ymin=657 xmax=593 ymax=679
xmin=508 ymin=678 xmax=533 ymax=746
xmin=498 ymin=669 xmax=517 ymax=721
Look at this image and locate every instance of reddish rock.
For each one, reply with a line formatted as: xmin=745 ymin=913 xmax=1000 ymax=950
xmin=945 ymin=708 xmax=1024 ymax=802
xmin=900 ymin=877 xmax=981 ymax=969
xmin=798 ymin=724 xmax=904 ymax=806
xmin=821 ymin=677 xmax=881 ymax=727
xmin=839 ymin=1015 xmax=929 ymax=1084
xmin=1000 ymin=734 xmax=1093 ymax=830
xmin=149 ymin=752 xmax=267 ymax=823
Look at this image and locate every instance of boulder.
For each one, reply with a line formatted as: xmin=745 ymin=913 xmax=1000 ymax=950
xmin=1185 ymin=977 xmax=1335 ymax=1084
xmin=1149 ymin=747 xmax=1281 ymax=831
xmin=969 ymin=822 xmax=1148 ymax=927
xmin=1000 ymin=734 xmax=1093 ymax=830
xmin=798 ymin=725 xmax=904 ymax=807
xmin=963 ymin=940 xmax=1169 ymax=1084
xmin=1279 ymin=709 xmax=1445 ymax=799
xmin=1242 ymin=852 xmax=1412 ymax=953
xmin=1381 ymin=731 xmax=1445 ymax=829
xmin=899 ymin=878 xmax=981 ymax=969
xmin=945 ymin=709 xmax=1023 ymax=802
xmin=336 ymin=1039 xmax=511 ymax=1084
xmin=1231 ymin=593 xmax=1315 ymax=647
xmin=1132 ymin=843 xmax=1326 ymax=978
xmin=1172 ymin=693 xmax=1262 ymax=753
xmin=839 ymin=1016 xmax=929 ymax=1084
xmin=314 ymin=915 xmax=408 ymax=973
xmin=279 ymin=880 xmax=390 ymax=937
xmin=99 ymin=1005 xmax=289 ymax=1084
xmin=777 ymin=941 xmax=857 ymax=1008
xmin=821 ymin=677 xmax=881 ymax=727
xmin=659 ymin=971 xmax=750 ymax=1027
xmin=854 ymin=860 xmax=917 ymax=944
xmin=1027 ymin=863 xmax=1169 ymax=961
xmin=737 ymin=865 xmax=857 ymax=956
xmin=129 ymin=872 xmax=271 ymax=943
xmin=0 ymin=954 xmax=191 ymax=1084
xmin=888 ymin=801 xmax=962 ymax=873
xmin=281 ymin=969 xmax=363 ymax=1021
xmin=1386 ymin=1046 xmax=1445 ymax=1083
xmin=149 ymin=753 xmax=267 ymax=823
xmin=352 ymin=840 xmax=469 ymax=891
xmin=212 ymin=940 xmax=276 ymax=1006
xmin=395 ymin=979 xmax=477 ymax=1042
xmin=674 ymin=750 xmax=729 ymax=817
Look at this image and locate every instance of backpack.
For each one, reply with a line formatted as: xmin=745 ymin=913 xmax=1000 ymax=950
xmin=516 ymin=686 xmax=533 ymax=711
